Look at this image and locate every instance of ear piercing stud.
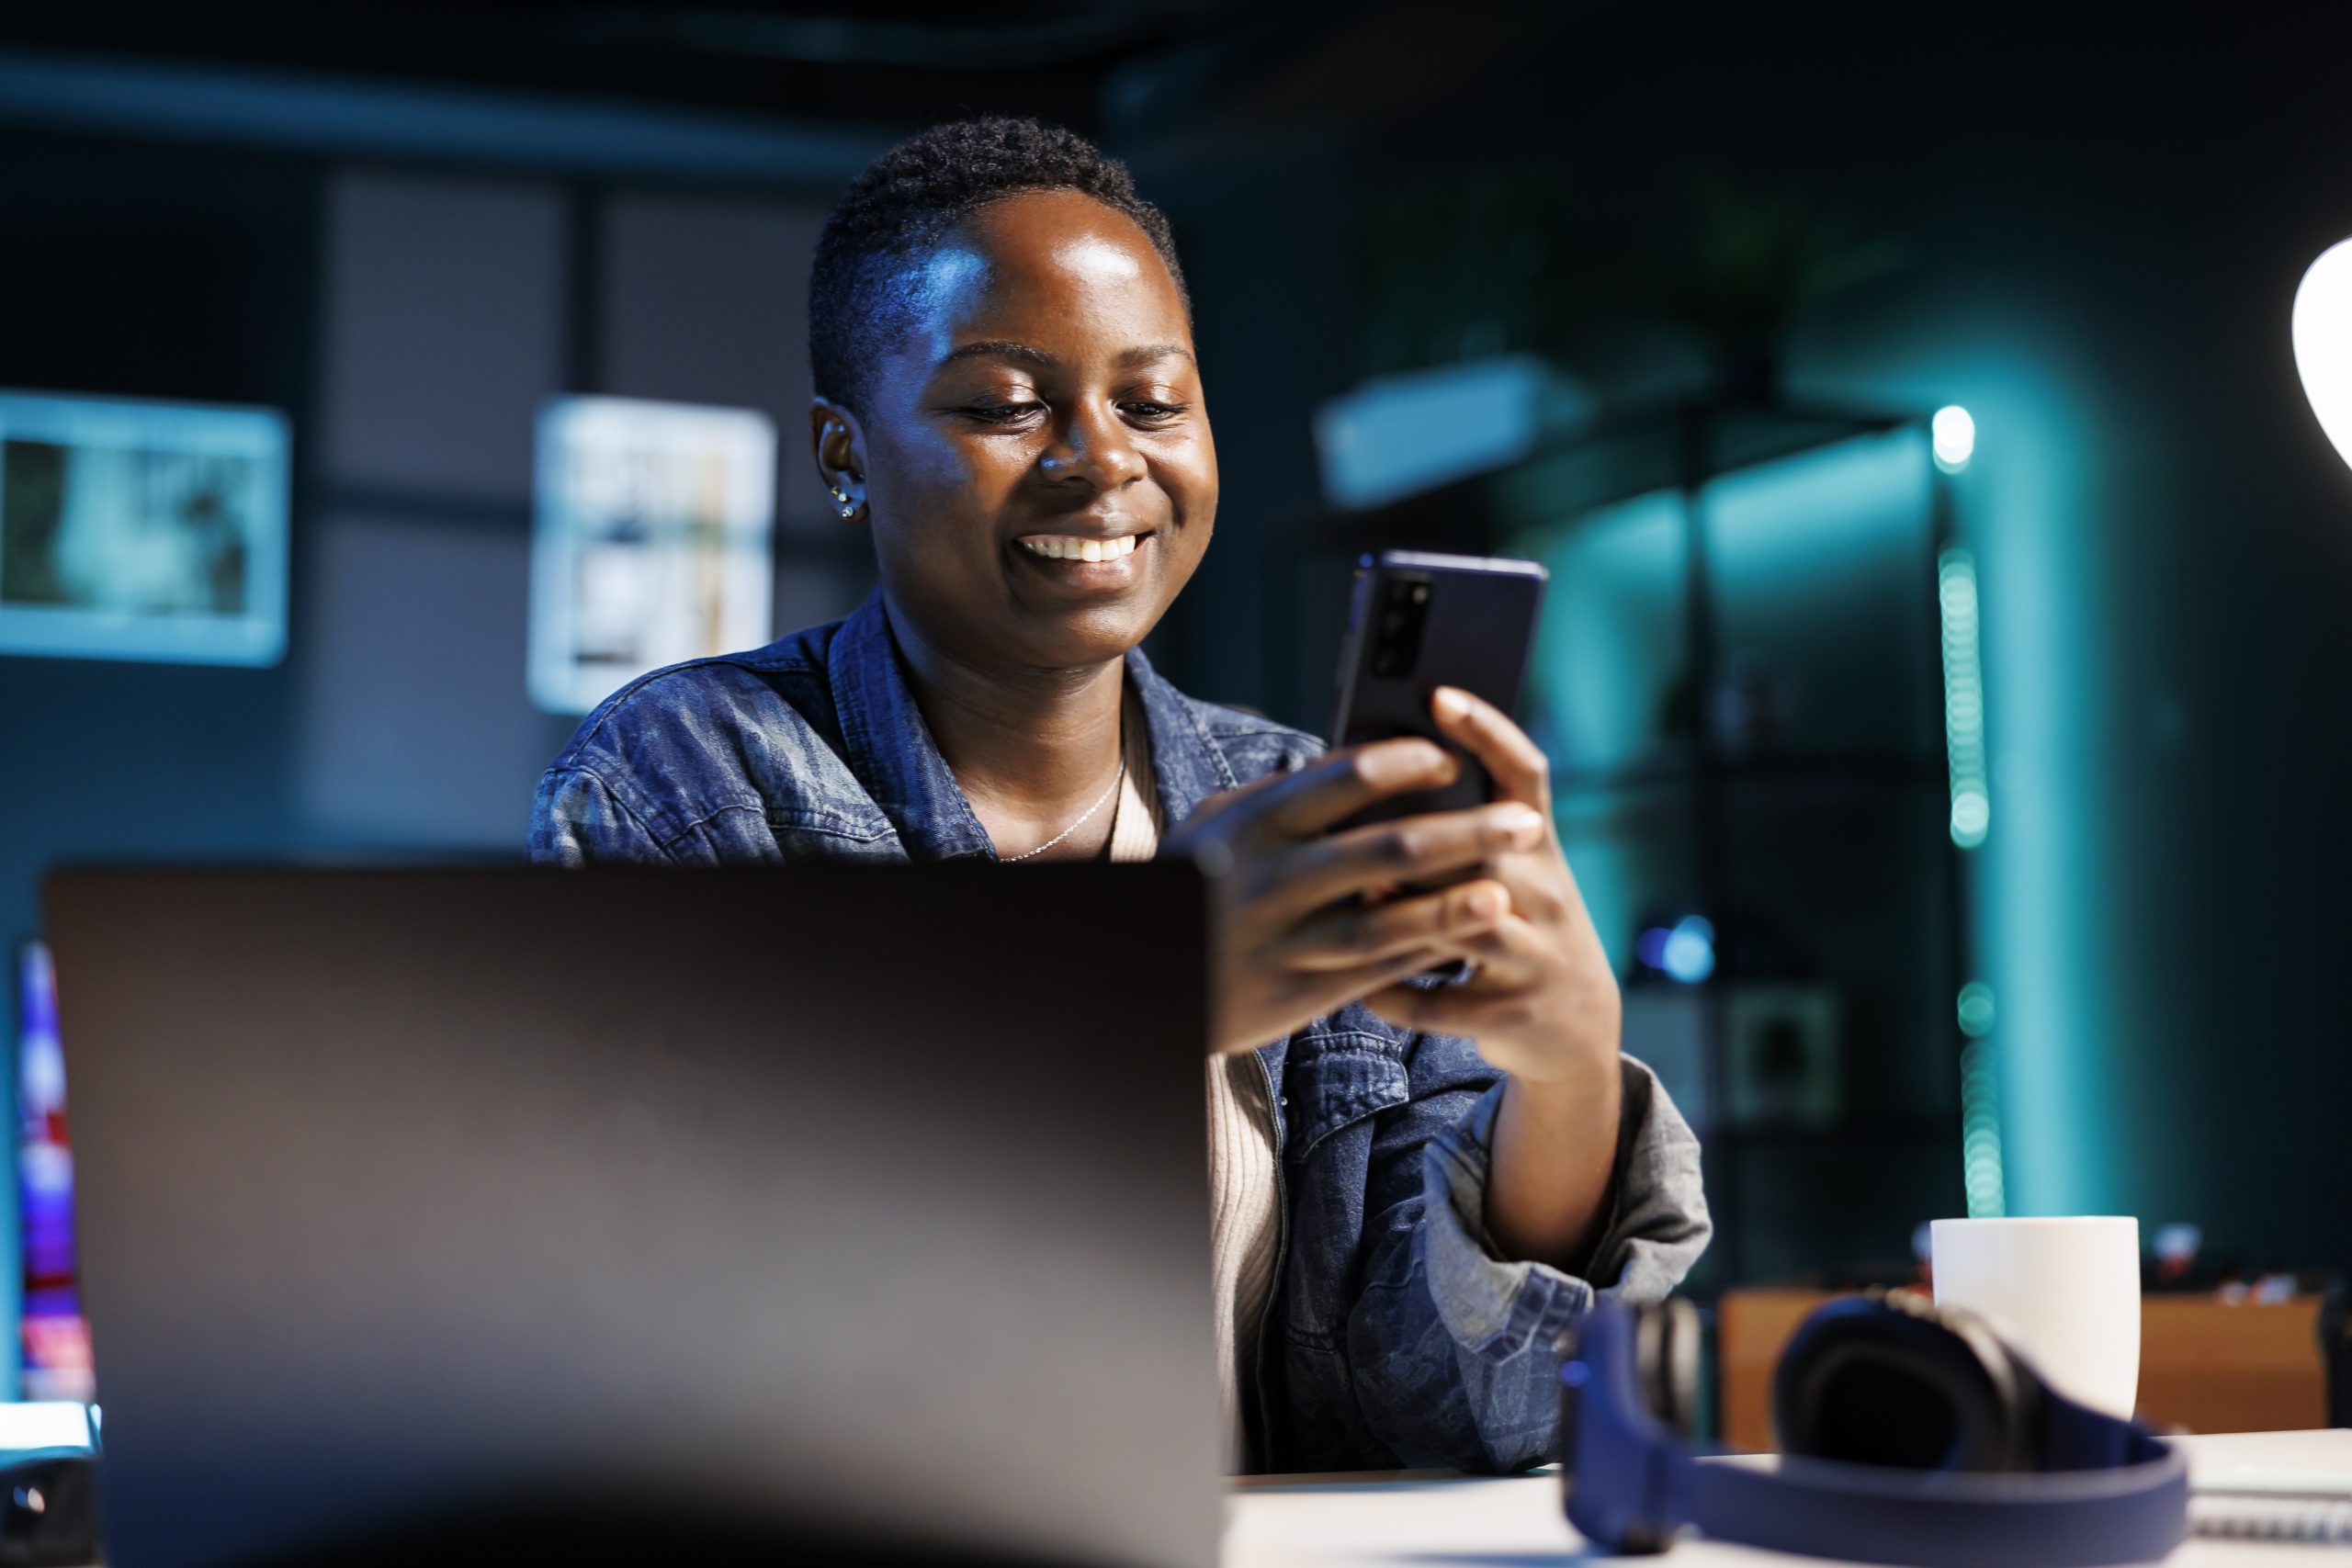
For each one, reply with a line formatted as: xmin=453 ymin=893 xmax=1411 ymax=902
xmin=830 ymin=485 xmax=859 ymax=519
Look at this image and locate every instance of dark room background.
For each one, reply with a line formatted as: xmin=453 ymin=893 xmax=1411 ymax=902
xmin=3 ymin=1 xmax=2348 ymax=1381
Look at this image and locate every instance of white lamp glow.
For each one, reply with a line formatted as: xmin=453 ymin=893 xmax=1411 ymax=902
xmin=2293 ymin=237 xmax=2352 ymax=472
xmin=1932 ymin=404 xmax=1975 ymax=472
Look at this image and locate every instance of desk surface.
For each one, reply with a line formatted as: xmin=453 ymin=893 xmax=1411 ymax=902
xmin=1224 ymin=1429 xmax=2352 ymax=1566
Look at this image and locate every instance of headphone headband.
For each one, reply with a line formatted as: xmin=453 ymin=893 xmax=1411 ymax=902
xmin=1560 ymin=1297 xmax=2189 ymax=1566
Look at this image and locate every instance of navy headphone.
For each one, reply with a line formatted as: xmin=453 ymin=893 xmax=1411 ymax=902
xmin=1558 ymin=1292 xmax=2189 ymax=1567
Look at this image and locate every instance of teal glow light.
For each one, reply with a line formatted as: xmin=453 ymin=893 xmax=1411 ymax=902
xmin=1939 ymin=547 xmax=1990 ymax=849
xmin=1960 ymin=1032 xmax=2007 ymax=1217
xmin=1789 ymin=347 xmax=2109 ymax=1220
xmin=1956 ymin=980 xmax=1996 ymax=1037
xmin=1933 ymin=404 xmax=1976 ymax=472
xmin=1957 ymin=979 xmax=2004 ymax=1215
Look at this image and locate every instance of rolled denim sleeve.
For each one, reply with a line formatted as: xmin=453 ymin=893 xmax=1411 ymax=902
xmin=1350 ymin=1055 xmax=1709 ymax=1472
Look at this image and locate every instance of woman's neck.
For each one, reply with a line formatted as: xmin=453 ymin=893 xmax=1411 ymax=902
xmin=888 ymin=607 xmax=1128 ymax=847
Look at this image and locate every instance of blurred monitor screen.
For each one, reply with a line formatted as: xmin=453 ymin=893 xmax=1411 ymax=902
xmin=0 ymin=391 xmax=290 ymax=666
xmin=529 ymin=395 xmax=776 ymax=716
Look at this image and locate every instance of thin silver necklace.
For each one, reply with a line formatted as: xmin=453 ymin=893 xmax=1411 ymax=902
xmin=1000 ymin=755 xmax=1125 ymax=863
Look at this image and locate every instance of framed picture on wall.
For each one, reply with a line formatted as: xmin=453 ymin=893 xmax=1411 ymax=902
xmin=528 ymin=396 xmax=775 ymax=716
xmin=0 ymin=391 xmax=291 ymax=666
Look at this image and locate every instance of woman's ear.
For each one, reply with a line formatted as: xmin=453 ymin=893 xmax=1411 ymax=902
xmin=808 ymin=397 xmax=869 ymax=525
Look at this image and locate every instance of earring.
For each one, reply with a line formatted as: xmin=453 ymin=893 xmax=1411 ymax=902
xmin=829 ymin=485 xmax=860 ymax=520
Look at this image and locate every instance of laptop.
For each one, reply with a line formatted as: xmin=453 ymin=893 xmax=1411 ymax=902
xmin=43 ymin=863 xmax=1220 ymax=1568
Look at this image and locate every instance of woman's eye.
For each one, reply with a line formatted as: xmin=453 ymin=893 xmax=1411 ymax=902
xmin=966 ymin=401 xmax=1044 ymax=424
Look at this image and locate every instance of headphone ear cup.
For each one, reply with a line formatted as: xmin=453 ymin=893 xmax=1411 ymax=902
xmin=1633 ymin=1298 xmax=1702 ymax=1439
xmin=1773 ymin=1293 xmax=2037 ymax=1472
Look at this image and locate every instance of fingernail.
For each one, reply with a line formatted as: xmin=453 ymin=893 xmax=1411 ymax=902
xmin=1432 ymin=688 xmax=1470 ymax=721
xmin=1464 ymin=886 xmax=1500 ymax=920
xmin=1506 ymin=806 xmax=1544 ymax=843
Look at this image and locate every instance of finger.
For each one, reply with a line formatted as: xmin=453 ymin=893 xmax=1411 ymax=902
xmin=1465 ymin=848 xmax=1580 ymax=934
xmin=1276 ymin=878 xmax=1510 ymax=972
xmin=1228 ymin=942 xmax=1463 ymax=1053
xmin=1361 ymin=961 xmax=1517 ymax=1036
xmin=1252 ymin=739 xmax=1461 ymax=840
xmin=1431 ymin=687 xmax=1552 ymax=811
xmin=1430 ymin=911 xmax=1550 ymax=991
xmin=1349 ymin=919 xmax=1544 ymax=1023
xmin=1178 ymin=766 xmax=1289 ymax=831
xmin=1262 ymin=801 xmax=1546 ymax=919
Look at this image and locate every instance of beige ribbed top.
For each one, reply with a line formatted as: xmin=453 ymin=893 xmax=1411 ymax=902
xmin=1102 ymin=697 xmax=1282 ymax=1473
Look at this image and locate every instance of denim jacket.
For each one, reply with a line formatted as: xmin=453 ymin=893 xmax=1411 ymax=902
xmin=530 ymin=590 xmax=1711 ymax=1473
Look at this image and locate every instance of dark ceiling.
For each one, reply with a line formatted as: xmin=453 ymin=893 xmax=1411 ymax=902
xmin=0 ymin=0 xmax=1582 ymax=159
xmin=0 ymin=1 xmax=1310 ymax=132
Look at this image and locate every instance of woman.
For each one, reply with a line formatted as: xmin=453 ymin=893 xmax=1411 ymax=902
xmin=531 ymin=117 xmax=1708 ymax=1474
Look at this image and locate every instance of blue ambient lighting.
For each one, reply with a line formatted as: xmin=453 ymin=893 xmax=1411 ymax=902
xmin=1932 ymin=404 xmax=1976 ymax=472
xmin=1634 ymin=917 xmax=1715 ymax=983
xmin=1939 ymin=547 xmax=1990 ymax=849
xmin=1659 ymin=916 xmax=1715 ymax=984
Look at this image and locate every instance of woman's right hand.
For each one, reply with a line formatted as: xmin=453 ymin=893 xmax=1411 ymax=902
xmin=1163 ymin=739 xmax=1549 ymax=1056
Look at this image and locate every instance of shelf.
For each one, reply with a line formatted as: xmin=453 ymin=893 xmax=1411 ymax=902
xmin=1551 ymin=750 xmax=1945 ymax=802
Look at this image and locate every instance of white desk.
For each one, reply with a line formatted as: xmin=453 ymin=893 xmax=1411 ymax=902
xmin=1225 ymin=1429 xmax=2352 ymax=1565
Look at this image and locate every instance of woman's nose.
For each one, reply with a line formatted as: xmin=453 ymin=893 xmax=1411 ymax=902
xmin=1040 ymin=402 xmax=1146 ymax=490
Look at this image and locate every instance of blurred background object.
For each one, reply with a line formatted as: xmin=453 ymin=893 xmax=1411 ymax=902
xmin=1 ymin=0 xmax=2348 ymax=1422
xmin=12 ymin=946 xmax=89 ymax=1406
xmin=0 ymin=393 xmax=289 ymax=667
xmin=527 ymin=396 xmax=776 ymax=715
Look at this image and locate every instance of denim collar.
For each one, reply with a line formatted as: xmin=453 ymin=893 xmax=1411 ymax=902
xmin=828 ymin=588 xmax=1240 ymax=862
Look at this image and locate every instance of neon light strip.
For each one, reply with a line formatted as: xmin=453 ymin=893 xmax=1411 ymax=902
xmin=1939 ymin=548 xmax=1990 ymax=849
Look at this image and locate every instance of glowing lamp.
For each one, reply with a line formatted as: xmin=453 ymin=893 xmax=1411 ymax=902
xmin=2292 ymin=238 xmax=2352 ymax=472
xmin=1931 ymin=405 xmax=1975 ymax=472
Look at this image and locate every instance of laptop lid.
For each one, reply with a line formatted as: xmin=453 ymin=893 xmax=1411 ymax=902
xmin=45 ymin=863 xmax=1219 ymax=1568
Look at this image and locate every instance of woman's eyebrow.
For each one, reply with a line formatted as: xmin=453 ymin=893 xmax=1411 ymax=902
xmin=938 ymin=340 xmax=1057 ymax=368
xmin=1114 ymin=344 xmax=1195 ymax=369
xmin=933 ymin=341 xmax=1195 ymax=371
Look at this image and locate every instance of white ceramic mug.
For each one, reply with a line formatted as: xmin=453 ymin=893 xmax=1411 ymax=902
xmin=1928 ymin=1215 xmax=2141 ymax=1419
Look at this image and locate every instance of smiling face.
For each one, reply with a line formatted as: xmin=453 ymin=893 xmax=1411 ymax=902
xmin=812 ymin=188 xmax=1216 ymax=674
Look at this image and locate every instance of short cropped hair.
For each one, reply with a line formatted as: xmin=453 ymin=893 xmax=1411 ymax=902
xmin=808 ymin=116 xmax=1188 ymax=412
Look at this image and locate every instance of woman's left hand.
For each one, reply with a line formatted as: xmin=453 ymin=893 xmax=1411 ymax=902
xmin=1361 ymin=687 xmax=1622 ymax=1085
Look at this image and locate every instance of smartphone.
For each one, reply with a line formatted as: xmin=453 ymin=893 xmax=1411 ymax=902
xmin=1328 ymin=550 xmax=1548 ymax=825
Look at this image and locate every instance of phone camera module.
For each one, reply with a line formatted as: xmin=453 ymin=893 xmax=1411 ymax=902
xmin=1371 ymin=577 xmax=1431 ymax=678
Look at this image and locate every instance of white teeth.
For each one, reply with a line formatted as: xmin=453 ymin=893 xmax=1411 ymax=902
xmin=1020 ymin=534 xmax=1140 ymax=561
